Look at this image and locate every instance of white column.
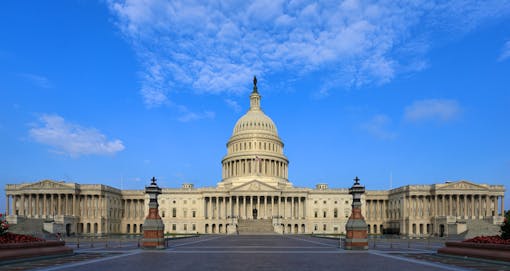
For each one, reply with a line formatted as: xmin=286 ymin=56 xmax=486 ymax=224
xmin=283 ymin=197 xmax=287 ymax=218
xmin=485 ymin=195 xmax=490 ymax=217
xmin=478 ymin=195 xmax=482 ymax=217
xmin=501 ymin=196 xmax=505 ymax=216
xmin=28 ymin=194 xmax=33 ymax=217
xmin=264 ymin=196 xmax=268 ymax=218
xmin=272 ymin=196 xmax=275 ymax=218
xmin=296 ymin=197 xmax=300 ymax=219
xmin=5 ymin=195 xmax=10 ymax=216
xmin=257 ymin=196 xmax=260 ymax=218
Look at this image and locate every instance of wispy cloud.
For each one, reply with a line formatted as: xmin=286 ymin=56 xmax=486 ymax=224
xmin=498 ymin=40 xmax=510 ymax=61
xmin=29 ymin=114 xmax=125 ymax=157
xmin=361 ymin=114 xmax=397 ymax=140
xmin=178 ymin=111 xmax=215 ymax=122
xmin=107 ymin=1 xmax=510 ymax=105
xmin=18 ymin=73 xmax=53 ymax=89
xmin=404 ymin=99 xmax=461 ymax=122
xmin=225 ymin=99 xmax=241 ymax=112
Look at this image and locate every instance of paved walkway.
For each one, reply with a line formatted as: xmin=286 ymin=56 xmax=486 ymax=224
xmin=1 ymin=235 xmax=510 ymax=271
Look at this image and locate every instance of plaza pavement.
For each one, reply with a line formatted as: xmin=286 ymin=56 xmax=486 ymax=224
xmin=1 ymin=235 xmax=509 ymax=271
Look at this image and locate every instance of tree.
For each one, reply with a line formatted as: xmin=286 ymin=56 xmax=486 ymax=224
xmin=502 ymin=210 xmax=510 ymax=240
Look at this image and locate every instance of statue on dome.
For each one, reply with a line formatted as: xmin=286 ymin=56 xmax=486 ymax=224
xmin=253 ymin=76 xmax=258 ymax=93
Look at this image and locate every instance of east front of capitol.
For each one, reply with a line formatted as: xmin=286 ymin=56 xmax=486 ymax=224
xmin=4 ymin=79 xmax=506 ymax=237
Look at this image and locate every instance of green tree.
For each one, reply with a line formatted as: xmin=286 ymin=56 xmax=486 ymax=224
xmin=502 ymin=210 xmax=510 ymax=240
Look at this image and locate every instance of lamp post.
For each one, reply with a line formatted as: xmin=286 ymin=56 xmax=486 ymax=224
xmin=344 ymin=176 xmax=368 ymax=250
xmin=141 ymin=177 xmax=165 ymax=249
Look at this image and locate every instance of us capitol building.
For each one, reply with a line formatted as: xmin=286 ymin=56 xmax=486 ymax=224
xmin=4 ymin=78 xmax=506 ymax=237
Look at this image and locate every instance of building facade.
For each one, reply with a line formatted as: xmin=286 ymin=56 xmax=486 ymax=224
xmin=4 ymin=79 xmax=506 ymax=237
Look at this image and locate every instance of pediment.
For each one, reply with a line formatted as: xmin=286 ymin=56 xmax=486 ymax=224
xmin=20 ymin=180 xmax=75 ymax=190
xmin=437 ymin=180 xmax=487 ymax=191
xmin=231 ymin=180 xmax=278 ymax=192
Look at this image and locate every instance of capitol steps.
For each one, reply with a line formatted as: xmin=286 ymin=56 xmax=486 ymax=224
xmin=237 ymin=219 xmax=275 ymax=235
xmin=462 ymin=219 xmax=501 ymax=239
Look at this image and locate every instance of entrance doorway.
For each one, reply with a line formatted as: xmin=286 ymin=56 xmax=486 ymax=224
xmin=66 ymin=224 xmax=71 ymax=236
xmin=439 ymin=224 xmax=445 ymax=237
xmin=252 ymin=209 xmax=258 ymax=219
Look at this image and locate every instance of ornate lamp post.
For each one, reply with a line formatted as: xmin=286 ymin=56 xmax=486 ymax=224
xmin=141 ymin=177 xmax=165 ymax=249
xmin=345 ymin=176 xmax=368 ymax=250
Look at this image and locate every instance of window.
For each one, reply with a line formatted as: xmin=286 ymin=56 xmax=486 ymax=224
xmin=172 ymin=224 xmax=176 ymax=231
xmin=314 ymin=201 xmax=318 ymax=204
xmin=183 ymin=210 xmax=187 ymax=218
xmin=192 ymin=211 xmax=196 ymax=218
xmin=192 ymin=224 xmax=196 ymax=231
xmin=323 ymin=211 xmax=327 ymax=218
xmin=162 ymin=211 xmax=165 ymax=218
xmin=172 ymin=208 xmax=177 ymax=218
xmin=323 ymin=224 xmax=327 ymax=231
xmin=184 ymin=200 xmax=187 ymax=204
xmin=334 ymin=209 xmax=338 ymax=218
xmin=184 ymin=224 xmax=187 ymax=231
xmin=314 ymin=211 xmax=318 ymax=218
xmin=314 ymin=224 xmax=318 ymax=231
xmin=323 ymin=200 xmax=326 ymax=204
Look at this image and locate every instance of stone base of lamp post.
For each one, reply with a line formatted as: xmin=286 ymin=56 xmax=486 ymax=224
xmin=142 ymin=219 xmax=165 ymax=249
xmin=345 ymin=218 xmax=368 ymax=250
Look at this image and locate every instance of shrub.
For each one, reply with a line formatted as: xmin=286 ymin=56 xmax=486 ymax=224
xmin=0 ymin=213 xmax=8 ymax=235
xmin=502 ymin=210 xmax=510 ymax=240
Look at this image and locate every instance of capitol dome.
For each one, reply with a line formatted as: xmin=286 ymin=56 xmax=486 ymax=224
xmin=232 ymin=109 xmax=278 ymax=137
xmin=219 ymin=77 xmax=291 ymax=189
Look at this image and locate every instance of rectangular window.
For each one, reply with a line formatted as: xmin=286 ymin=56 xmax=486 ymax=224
xmin=192 ymin=211 xmax=196 ymax=218
xmin=172 ymin=208 xmax=177 ymax=218
xmin=314 ymin=224 xmax=318 ymax=231
xmin=172 ymin=224 xmax=176 ymax=231
xmin=183 ymin=210 xmax=187 ymax=218
xmin=323 ymin=211 xmax=327 ymax=218
xmin=184 ymin=224 xmax=187 ymax=231
xmin=192 ymin=224 xmax=196 ymax=231
xmin=323 ymin=224 xmax=327 ymax=231
xmin=314 ymin=211 xmax=318 ymax=218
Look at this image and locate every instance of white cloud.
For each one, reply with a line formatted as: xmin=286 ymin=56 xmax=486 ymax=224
xmin=107 ymin=1 xmax=510 ymax=105
xmin=225 ymin=99 xmax=241 ymax=112
xmin=404 ymin=99 xmax=461 ymax=122
xmin=498 ymin=40 xmax=510 ymax=61
xmin=178 ymin=111 xmax=215 ymax=122
xmin=18 ymin=73 xmax=53 ymax=89
xmin=29 ymin=114 xmax=125 ymax=157
xmin=361 ymin=114 xmax=397 ymax=140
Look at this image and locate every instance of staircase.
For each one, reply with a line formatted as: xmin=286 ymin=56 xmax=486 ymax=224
xmin=237 ymin=219 xmax=275 ymax=234
xmin=463 ymin=219 xmax=501 ymax=239
xmin=8 ymin=218 xmax=53 ymax=239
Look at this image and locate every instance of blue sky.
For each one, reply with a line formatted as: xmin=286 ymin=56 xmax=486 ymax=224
xmin=1 ymin=1 xmax=510 ymax=212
